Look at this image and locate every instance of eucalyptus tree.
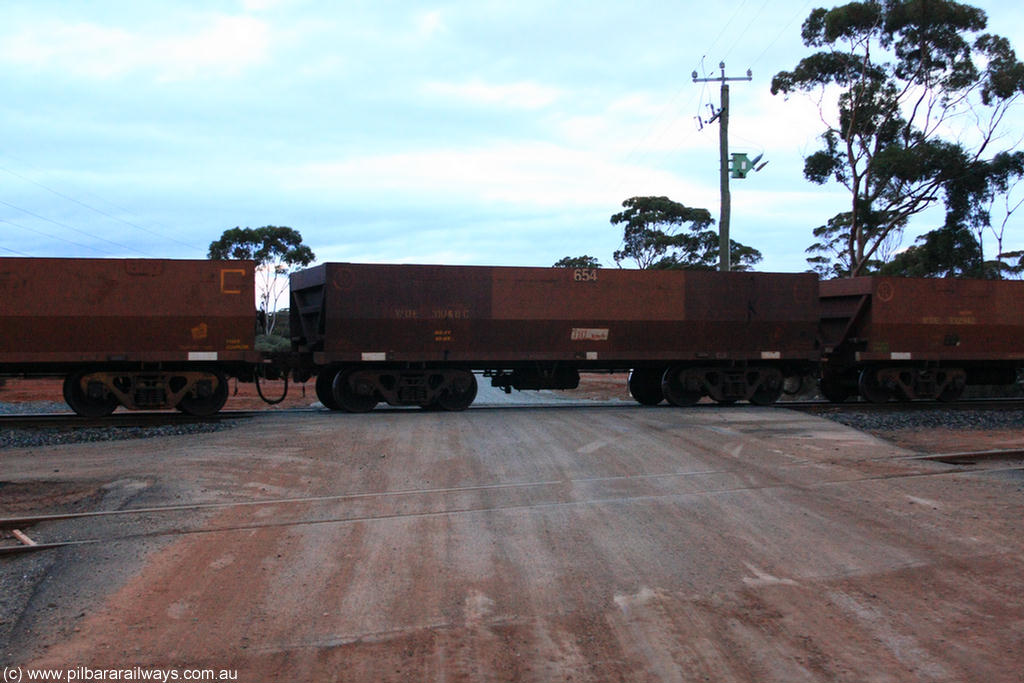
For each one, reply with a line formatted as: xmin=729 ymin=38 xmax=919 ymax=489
xmin=771 ymin=0 xmax=1024 ymax=277
xmin=611 ymin=196 xmax=762 ymax=271
xmin=553 ymin=255 xmax=602 ymax=268
xmin=208 ymin=226 xmax=315 ymax=334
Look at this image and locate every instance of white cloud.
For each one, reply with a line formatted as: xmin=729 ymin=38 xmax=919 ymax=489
xmin=282 ymin=140 xmax=704 ymax=209
xmin=0 ymin=15 xmax=272 ymax=81
xmin=241 ymin=0 xmax=291 ymax=10
xmin=549 ymin=89 xmax=719 ymax=163
xmin=421 ymin=79 xmax=562 ymax=110
xmin=414 ymin=10 xmax=446 ymax=39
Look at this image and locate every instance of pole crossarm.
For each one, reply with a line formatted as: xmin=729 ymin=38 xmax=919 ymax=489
xmin=691 ymin=63 xmax=753 ymax=85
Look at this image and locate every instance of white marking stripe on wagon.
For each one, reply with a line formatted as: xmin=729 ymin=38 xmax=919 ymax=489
xmin=891 ymin=352 xmax=912 ymax=360
xmin=760 ymin=351 xmax=781 ymax=360
xmin=188 ymin=352 xmax=218 ymax=361
xmin=361 ymin=352 xmax=387 ymax=361
xmin=586 ymin=352 xmax=599 ymax=360
xmin=571 ymin=328 xmax=609 ymax=341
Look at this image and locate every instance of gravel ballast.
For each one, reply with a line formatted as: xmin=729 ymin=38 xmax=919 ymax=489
xmin=3 ymin=400 xmax=1020 ymax=450
xmin=0 ymin=401 xmax=236 ymax=450
xmin=818 ymin=406 xmax=1024 ymax=433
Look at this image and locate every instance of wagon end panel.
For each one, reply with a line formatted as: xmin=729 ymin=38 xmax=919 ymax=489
xmin=818 ymin=277 xmax=876 ymax=357
xmin=289 ymin=264 xmax=328 ymax=352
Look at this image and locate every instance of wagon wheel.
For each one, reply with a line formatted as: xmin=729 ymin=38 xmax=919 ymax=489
xmin=419 ymin=373 xmax=446 ymax=410
xmin=937 ymin=374 xmax=966 ymax=402
xmin=893 ymin=370 xmax=917 ymax=401
xmin=437 ymin=371 xmax=477 ymax=412
xmin=332 ymin=369 xmax=378 ymax=413
xmin=177 ymin=371 xmax=229 ymax=416
xmin=938 ymin=383 xmax=965 ymax=402
xmin=782 ymin=374 xmax=804 ymax=396
xmin=315 ymin=369 xmax=341 ymax=410
xmin=819 ymin=374 xmax=851 ymax=403
xmin=63 ymin=369 xmax=119 ymax=417
xmin=628 ymin=368 xmax=665 ymax=406
xmin=661 ymin=366 xmax=702 ymax=407
xmin=749 ymin=369 xmax=784 ymax=406
xmin=749 ymin=383 xmax=783 ymax=405
xmin=857 ymin=368 xmax=892 ymax=404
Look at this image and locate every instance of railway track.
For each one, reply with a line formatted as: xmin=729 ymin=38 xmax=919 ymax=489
xmin=3 ymin=447 xmax=1021 ymax=557
xmin=781 ymin=397 xmax=1024 ymax=412
xmin=0 ymin=410 xmax=262 ymax=430
xmin=0 ymin=397 xmax=1020 ymax=426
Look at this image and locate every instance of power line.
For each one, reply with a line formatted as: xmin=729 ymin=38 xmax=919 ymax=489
xmin=608 ymin=0 xmax=798 ymax=202
xmin=0 ymin=198 xmax=156 ymax=256
xmin=0 ymin=243 xmax=33 ymax=256
xmin=723 ymin=0 xmax=775 ymax=62
xmin=750 ymin=0 xmax=816 ymax=68
xmin=627 ymin=0 xmax=755 ymax=155
xmin=0 ymin=162 xmax=206 ymax=253
xmin=702 ymin=0 xmax=752 ymax=64
xmin=0 ymin=217 xmax=116 ymax=256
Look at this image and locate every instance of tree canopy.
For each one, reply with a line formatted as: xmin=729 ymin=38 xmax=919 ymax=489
xmin=610 ymin=196 xmax=762 ymax=270
xmin=208 ymin=226 xmax=315 ymax=334
xmin=880 ymin=224 xmax=984 ymax=277
xmin=553 ymin=255 xmax=601 ymax=268
xmin=772 ymin=0 xmax=1024 ymax=277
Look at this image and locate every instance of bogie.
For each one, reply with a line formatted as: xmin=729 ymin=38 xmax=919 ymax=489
xmin=327 ymin=367 xmax=480 ymax=413
xmin=660 ymin=365 xmax=790 ymax=406
xmin=61 ymin=368 xmax=230 ymax=417
xmin=857 ymin=366 xmax=968 ymax=402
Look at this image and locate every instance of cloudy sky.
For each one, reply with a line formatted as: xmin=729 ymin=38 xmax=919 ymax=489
xmin=1 ymin=0 xmax=1022 ymax=272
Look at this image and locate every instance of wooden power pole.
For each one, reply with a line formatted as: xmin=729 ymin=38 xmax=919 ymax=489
xmin=693 ymin=63 xmax=751 ymax=272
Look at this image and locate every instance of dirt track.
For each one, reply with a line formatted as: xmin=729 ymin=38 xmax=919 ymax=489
xmin=2 ymin=401 xmax=1023 ymax=682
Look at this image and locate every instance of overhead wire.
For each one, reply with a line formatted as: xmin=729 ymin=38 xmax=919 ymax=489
xmin=701 ymin=0 xmax=752 ymax=66
xmin=0 ymin=216 xmax=117 ymax=256
xmin=749 ymin=0 xmax=816 ymax=70
xmin=0 ymin=4 xmax=823 ymax=261
xmin=722 ymin=0 xmax=775 ymax=62
xmin=609 ymin=0 xmax=805 ymax=202
xmin=0 ymin=243 xmax=33 ymax=256
xmin=605 ymin=1 xmax=759 ymax=199
xmin=0 ymin=163 xmax=206 ymax=253
xmin=0 ymin=197 xmax=156 ymax=257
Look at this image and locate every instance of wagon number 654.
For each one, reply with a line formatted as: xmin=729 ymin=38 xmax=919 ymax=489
xmin=573 ymin=268 xmax=598 ymax=282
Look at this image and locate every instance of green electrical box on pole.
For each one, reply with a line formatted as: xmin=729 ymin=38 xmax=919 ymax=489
xmin=730 ymin=153 xmax=753 ymax=179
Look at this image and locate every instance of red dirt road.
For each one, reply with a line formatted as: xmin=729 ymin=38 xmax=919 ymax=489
xmin=3 ymin=404 xmax=1023 ymax=681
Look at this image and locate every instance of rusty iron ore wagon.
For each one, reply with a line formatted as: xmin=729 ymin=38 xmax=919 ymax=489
xmin=289 ymin=263 xmax=821 ymax=411
xmin=0 ymin=258 xmax=258 ymax=416
xmin=4 ymin=256 xmax=1021 ymax=416
xmin=819 ymin=276 xmax=1024 ymax=402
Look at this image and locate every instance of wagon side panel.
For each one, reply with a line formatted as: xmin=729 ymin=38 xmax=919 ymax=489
xmin=0 ymin=258 xmax=256 ymax=365
xmin=311 ymin=263 xmax=819 ymax=365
